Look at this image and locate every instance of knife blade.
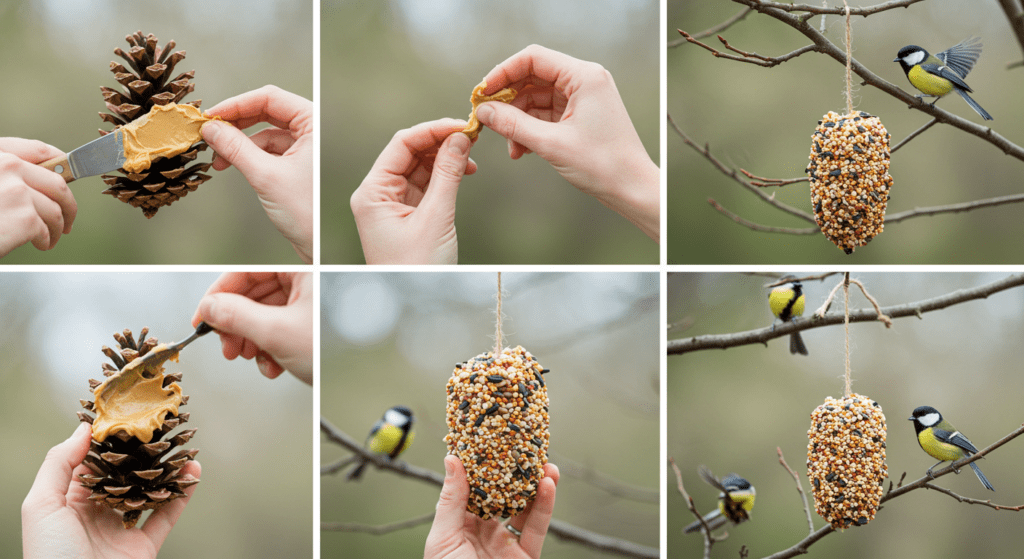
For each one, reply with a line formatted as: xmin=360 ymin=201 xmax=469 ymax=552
xmin=39 ymin=129 xmax=125 ymax=184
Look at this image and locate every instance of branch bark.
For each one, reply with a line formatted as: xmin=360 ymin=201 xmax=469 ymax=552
xmin=668 ymin=273 xmax=1024 ymax=355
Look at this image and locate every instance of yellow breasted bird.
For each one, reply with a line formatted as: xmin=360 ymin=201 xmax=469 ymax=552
xmin=909 ymin=405 xmax=994 ymax=491
xmin=347 ymin=405 xmax=415 ymax=481
xmin=769 ymin=280 xmax=808 ymax=355
xmin=894 ymin=38 xmax=992 ymax=120
xmin=683 ymin=467 xmax=756 ymax=534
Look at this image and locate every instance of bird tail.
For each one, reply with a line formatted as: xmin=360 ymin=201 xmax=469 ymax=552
xmin=955 ymin=89 xmax=993 ymax=121
xmin=684 ymin=509 xmax=727 ymax=534
xmin=347 ymin=460 xmax=367 ymax=481
xmin=790 ymin=332 xmax=809 ymax=356
xmin=969 ymin=461 xmax=995 ymax=491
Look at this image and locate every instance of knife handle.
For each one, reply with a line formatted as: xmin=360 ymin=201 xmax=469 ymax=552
xmin=39 ymin=155 xmax=76 ymax=183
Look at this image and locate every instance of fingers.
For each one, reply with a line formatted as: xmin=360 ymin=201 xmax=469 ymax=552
xmin=0 ymin=137 xmax=65 ymax=163
xmin=432 ymin=455 xmax=471 ymax=535
xmin=474 ymin=102 xmax=557 ymax=159
xmin=141 ymin=460 xmax=201 ymax=545
xmin=201 ymin=120 xmax=276 ymax=181
xmin=417 ymin=133 xmax=470 ymax=216
xmin=482 ymin=44 xmax=580 ymax=93
xmin=370 ymin=119 xmax=469 ymax=178
xmin=195 ymin=292 xmax=291 ymax=358
xmin=515 ymin=463 xmax=559 ymax=558
xmin=203 ymin=85 xmax=312 ymax=134
xmin=0 ymin=152 xmax=78 ymax=244
xmin=24 ymin=423 xmax=91 ymax=511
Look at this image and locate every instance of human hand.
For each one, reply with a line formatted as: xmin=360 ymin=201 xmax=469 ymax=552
xmin=0 ymin=138 xmax=78 ymax=256
xmin=200 ymin=86 xmax=313 ymax=263
xmin=424 ymin=455 xmax=559 ymax=559
xmin=474 ymin=45 xmax=659 ymax=241
xmin=192 ymin=271 xmax=313 ymax=385
xmin=22 ymin=423 xmax=201 ymax=559
xmin=351 ymin=119 xmax=477 ymax=264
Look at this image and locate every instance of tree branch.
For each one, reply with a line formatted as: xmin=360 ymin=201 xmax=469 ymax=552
xmin=551 ymin=453 xmax=659 ymax=504
xmin=669 ymin=6 xmax=754 ymax=47
xmin=763 ymin=422 xmax=1024 ymax=559
xmin=322 ymin=512 xmax=436 ymax=534
xmin=676 ymin=31 xmax=816 ymax=67
xmin=669 ymin=458 xmax=718 ymax=559
xmin=777 ymin=447 xmax=814 ymax=534
xmin=884 ymin=193 xmax=1024 ymax=224
xmin=320 ymin=416 xmax=659 ymax=559
xmin=998 ymin=0 xmax=1024 ymax=68
xmin=708 ymin=199 xmax=818 ymax=234
xmin=668 ymin=273 xmax=1024 ymax=354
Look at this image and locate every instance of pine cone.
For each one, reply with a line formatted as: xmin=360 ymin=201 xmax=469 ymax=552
xmin=77 ymin=327 xmax=199 ymax=529
xmin=98 ymin=31 xmax=213 ymax=218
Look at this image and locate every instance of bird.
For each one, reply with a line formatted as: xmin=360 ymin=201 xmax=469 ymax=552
xmin=908 ymin=405 xmax=994 ymax=491
xmin=347 ymin=406 xmax=415 ymax=481
xmin=769 ymin=279 xmax=808 ymax=355
xmin=894 ymin=38 xmax=993 ymax=120
xmin=683 ymin=466 xmax=756 ymax=534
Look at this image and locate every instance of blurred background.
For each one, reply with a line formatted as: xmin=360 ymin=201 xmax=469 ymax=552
xmin=321 ymin=0 xmax=659 ymax=264
xmin=321 ymin=272 xmax=659 ymax=557
xmin=668 ymin=272 xmax=1024 ymax=558
xmin=0 ymin=273 xmax=311 ymax=556
xmin=0 ymin=0 xmax=312 ymax=264
xmin=669 ymin=0 xmax=1024 ymax=263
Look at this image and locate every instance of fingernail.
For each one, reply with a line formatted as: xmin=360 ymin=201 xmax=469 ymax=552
xmin=444 ymin=456 xmax=456 ymax=477
xmin=475 ymin=104 xmax=495 ymax=125
xmin=448 ymin=132 xmax=470 ymax=156
xmin=198 ymin=296 xmax=218 ymax=328
xmin=201 ymin=120 xmax=223 ymax=142
xmin=256 ymin=354 xmax=271 ymax=378
xmin=71 ymin=422 xmax=88 ymax=439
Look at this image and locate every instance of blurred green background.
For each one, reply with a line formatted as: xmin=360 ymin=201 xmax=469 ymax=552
xmin=0 ymin=273 xmax=312 ymax=557
xmin=321 ymin=272 xmax=659 ymax=557
xmin=321 ymin=0 xmax=659 ymax=264
xmin=668 ymin=272 xmax=1024 ymax=558
xmin=669 ymin=0 xmax=1024 ymax=263
xmin=0 ymin=0 xmax=312 ymax=264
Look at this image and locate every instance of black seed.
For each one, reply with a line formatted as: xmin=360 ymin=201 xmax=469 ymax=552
xmin=838 ymin=479 xmax=847 ymax=487
xmin=826 ymin=473 xmax=836 ymax=482
xmin=821 ymin=151 xmax=833 ymax=158
xmin=469 ymin=374 xmax=478 ymax=383
xmin=824 ymin=122 xmax=835 ymax=128
xmin=458 ymin=400 xmax=469 ymax=410
xmin=455 ymin=363 xmax=462 ymax=369
xmin=508 ymin=423 xmax=520 ymax=432
xmin=534 ymin=373 xmax=545 ymax=388
xmin=857 ymin=516 xmax=868 ymax=525
xmin=476 ymin=455 xmax=486 ymax=465
xmin=487 ymin=375 xmax=504 ymax=383
xmin=813 ymin=478 xmax=820 ymax=489
xmin=474 ymin=415 xmax=485 ymax=427
xmin=485 ymin=403 xmax=500 ymax=415
xmin=540 ymin=368 xmax=550 ymax=375
xmin=857 ymin=126 xmax=866 ymax=133
xmin=859 ymin=112 xmax=871 ymax=118
xmin=834 ymin=494 xmax=845 ymax=503
xmin=531 ymin=437 xmax=542 ymax=447
xmin=852 ymin=429 xmax=862 ymax=437
xmin=472 ymin=487 xmax=487 ymax=498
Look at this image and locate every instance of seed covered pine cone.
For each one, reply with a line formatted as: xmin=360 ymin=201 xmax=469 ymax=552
xmin=99 ymin=31 xmax=213 ymax=218
xmin=77 ymin=327 xmax=199 ymax=529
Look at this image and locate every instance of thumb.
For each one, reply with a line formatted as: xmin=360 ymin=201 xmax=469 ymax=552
xmin=419 ymin=132 xmax=470 ymax=215
xmin=196 ymin=293 xmax=290 ymax=356
xmin=475 ymin=102 xmax=556 ymax=156
xmin=431 ymin=455 xmax=471 ymax=534
xmin=201 ymin=120 xmax=274 ymax=176
xmin=25 ymin=423 xmax=91 ymax=510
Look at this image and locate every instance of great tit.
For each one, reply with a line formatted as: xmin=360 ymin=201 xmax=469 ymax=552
xmin=347 ymin=405 xmax=415 ymax=481
xmin=683 ymin=467 xmax=756 ymax=534
xmin=909 ymin=405 xmax=994 ymax=491
xmin=769 ymin=280 xmax=808 ymax=355
xmin=894 ymin=38 xmax=993 ymax=120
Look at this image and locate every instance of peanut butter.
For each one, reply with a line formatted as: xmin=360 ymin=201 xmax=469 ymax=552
xmin=462 ymin=80 xmax=517 ymax=140
xmin=120 ymin=103 xmax=216 ymax=174
xmin=91 ymin=344 xmax=183 ymax=443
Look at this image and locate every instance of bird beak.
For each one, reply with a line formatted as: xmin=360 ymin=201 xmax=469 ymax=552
xmin=907 ymin=416 xmax=914 ymax=421
xmin=892 ymin=57 xmax=899 ymax=62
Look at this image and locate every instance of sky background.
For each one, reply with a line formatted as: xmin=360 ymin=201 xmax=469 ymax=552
xmin=668 ymin=271 xmax=1024 ymax=558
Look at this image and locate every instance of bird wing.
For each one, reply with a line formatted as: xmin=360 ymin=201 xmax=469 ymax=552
xmin=937 ymin=37 xmax=982 ymax=79
xmin=920 ymin=63 xmax=974 ymax=92
xmin=698 ymin=465 xmax=728 ymax=493
xmin=934 ymin=426 xmax=981 ymax=454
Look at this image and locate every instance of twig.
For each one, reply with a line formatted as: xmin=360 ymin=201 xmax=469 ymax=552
xmin=890 ymin=118 xmax=938 ymax=153
xmin=709 ymin=199 xmax=818 ymax=234
xmin=321 ymin=455 xmax=359 ymax=476
xmin=747 ymin=0 xmax=925 ymax=15
xmin=322 ymin=512 xmax=436 ymax=534
xmin=847 ymin=278 xmax=892 ymax=327
xmin=765 ymin=423 xmax=1024 ymax=559
xmin=739 ymin=168 xmax=808 ymax=188
xmin=669 ymin=6 xmax=754 ymax=47
xmin=321 ymin=416 xmax=659 ymax=559
xmin=677 ymin=31 xmax=817 ymax=67
xmin=669 ymin=273 xmax=1024 ymax=354
xmin=885 ymin=194 xmax=1024 ymax=224
xmin=998 ymin=0 xmax=1024 ymax=69
xmin=777 ymin=447 xmax=814 ymax=534
xmin=764 ymin=272 xmax=840 ymax=288
xmin=552 ymin=453 xmax=659 ymax=504
xmin=670 ymin=458 xmax=717 ymax=559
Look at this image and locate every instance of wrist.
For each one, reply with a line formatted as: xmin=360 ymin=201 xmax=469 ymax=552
xmin=597 ymin=156 xmax=660 ymax=242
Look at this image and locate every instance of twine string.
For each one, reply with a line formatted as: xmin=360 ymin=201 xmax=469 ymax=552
xmin=495 ymin=272 xmax=503 ymax=357
xmin=843 ymin=272 xmax=852 ymax=397
xmin=844 ymin=0 xmax=853 ymax=114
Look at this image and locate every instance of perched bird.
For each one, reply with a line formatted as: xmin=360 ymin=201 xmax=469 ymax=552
xmin=347 ymin=406 xmax=415 ymax=481
xmin=769 ymin=279 xmax=808 ymax=355
xmin=894 ymin=38 xmax=992 ymax=120
xmin=908 ymin=405 xmax=994 ymax=491
xmin=683 ymin=467 xmax=756 ymax=534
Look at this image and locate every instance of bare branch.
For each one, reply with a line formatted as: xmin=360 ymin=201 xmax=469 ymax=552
xmin=668 ymin=112 xmax=815 ymax=224
xmin=320 ymin=416 xmax=659 ymax=559
xmin=890 ymin=118 xmax=938 ymax=153
xmin=669 ymin=7 xmax=754 ymax=47
xmin=885 ymin=194 xmax=1024 ymax=224
xmin=777 ymin=447 xmax=814 ymax=534
xmin=847 ymin=278 xmax=892 ymax=327
xmin=322 ymin=512 xmax=436 ymax=534
xmin=998 ymin=0 xmax=1024 ymax=68
xmin=669 ymin=273 xmax=1024 ymax=354
xmin=763 ymin=422 xmax=1024 ymax=559
xmin=739 ymin=168 xmax=808 ymax=188
xmin=746 ymin=0 xmax=924 ymax=15
xmin=676 ymin=30 xmax=816 ymax=67
xmin=764 ymin=272 xmax=841 ymax=288
xmin=709 ymin=199 xmax=818 ymax=234
xmin=670 ymin=458 xmax=717 ymax=559
xmin=321 ymin=455 xmax=360 ymax=476
xmin=552 ymin=453 xmax=659 ymax=504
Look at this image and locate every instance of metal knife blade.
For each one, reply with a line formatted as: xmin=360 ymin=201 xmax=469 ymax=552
xmin=39 ymin=129 xmax=125 ymax=184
